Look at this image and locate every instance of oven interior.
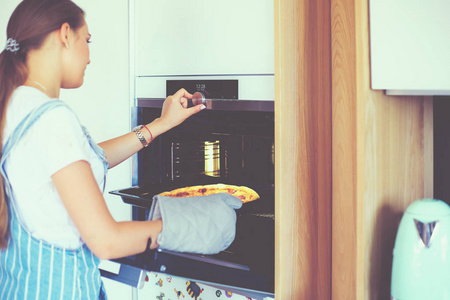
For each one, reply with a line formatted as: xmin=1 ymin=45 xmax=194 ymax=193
xmin=111 ymin=106 xmax=274 ymax=292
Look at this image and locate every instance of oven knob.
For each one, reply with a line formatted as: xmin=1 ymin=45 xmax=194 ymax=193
xmin=192 ymin=92 xmax=206 ymax=106
xmin=160 ymin=265 xmax=167 ymax=272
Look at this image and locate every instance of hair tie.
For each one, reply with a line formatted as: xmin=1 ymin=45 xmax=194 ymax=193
xmin=4 ymin=38 xmax=20 ymax=53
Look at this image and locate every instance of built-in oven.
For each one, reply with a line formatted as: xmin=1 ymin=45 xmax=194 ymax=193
xmin=101 ymin=79 xmax=274 ymax=299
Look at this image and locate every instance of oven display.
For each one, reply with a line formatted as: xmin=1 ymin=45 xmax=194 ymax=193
xmin=167 ymin=79 xmax=238 ymax=100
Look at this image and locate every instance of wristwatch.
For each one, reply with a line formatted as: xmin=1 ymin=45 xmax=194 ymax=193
xmin=133 ymin=125 xmax=149 ymax=147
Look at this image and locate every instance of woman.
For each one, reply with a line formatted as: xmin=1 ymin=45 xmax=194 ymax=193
xmin=0 ymin=0 xmax=206 ymax=298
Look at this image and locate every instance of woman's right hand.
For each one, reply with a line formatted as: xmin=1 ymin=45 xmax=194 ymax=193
xmin=156 ymin=88 xmax=205 ymax=134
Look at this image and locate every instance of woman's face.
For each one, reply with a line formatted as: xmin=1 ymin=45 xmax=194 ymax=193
xmin=61 ymin=21 xmax=91 ymax=89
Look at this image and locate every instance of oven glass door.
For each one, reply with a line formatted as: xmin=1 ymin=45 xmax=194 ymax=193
xmin=105 ymin=177 xmax=274 ymax=295
xmin=102 ymin=105 xmax=274 ymax=296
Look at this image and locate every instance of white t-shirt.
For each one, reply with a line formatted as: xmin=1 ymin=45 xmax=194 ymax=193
xmin=2 ymin=86 xmax=106 ymax=249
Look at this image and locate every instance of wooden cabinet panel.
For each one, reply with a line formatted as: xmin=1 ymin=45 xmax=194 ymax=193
xmin=275 ymin=0 xmax=331 ymax=299
xmin=331 ymin=0 xmax=433 ymax=299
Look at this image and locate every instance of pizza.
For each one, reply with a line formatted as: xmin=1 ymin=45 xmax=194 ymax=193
xmin=158 ymin=183 xmax=260 ymax=203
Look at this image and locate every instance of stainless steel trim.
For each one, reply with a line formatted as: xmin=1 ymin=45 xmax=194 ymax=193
xmin=137 ymin=73 xmax=274 ymax=78
xmin=137 ymin=98 xmax=274 ymax=112
xmin=131 ymin=107 xmax=139 ymax=186
xmin=137 ymin=269 xmax=146 ymax=289
xmin=156 ymin=248 xmax=250 ymax=271
xmin=192 ymin=92 xmax=207 ymax=106
xmin=171 ymin=142 xmax=175 ymax=180
xmin=129 ymin=0 xmax=138 ymax=187
xmin=414 ymin=218 xmax=439 ymax=248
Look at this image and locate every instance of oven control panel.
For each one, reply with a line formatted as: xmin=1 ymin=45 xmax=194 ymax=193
xmin=166 ymin=79 xmax=238 ymax=100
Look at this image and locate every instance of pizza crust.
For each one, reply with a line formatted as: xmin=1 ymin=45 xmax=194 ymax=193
xmin=158 ymin=184 xmax=260 ymax=203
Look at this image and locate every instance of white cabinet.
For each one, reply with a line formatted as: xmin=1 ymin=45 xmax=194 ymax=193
xmin=369 ymin=0 xmax=450 ymax=95
xmin=102 ymin=278 xmax=133 ymax=300
xmin=133 ymin=0 xmax=274 ymax=76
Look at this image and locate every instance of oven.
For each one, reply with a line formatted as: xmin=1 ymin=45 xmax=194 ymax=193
xmin=101 ymin=79 xmax=274 ymax=298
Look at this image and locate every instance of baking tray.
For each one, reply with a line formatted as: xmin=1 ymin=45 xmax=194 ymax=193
xmin=108 ymin=176 xmax=275 ymax=292
xmin=109 ymin=176 xmax=274 ymax=215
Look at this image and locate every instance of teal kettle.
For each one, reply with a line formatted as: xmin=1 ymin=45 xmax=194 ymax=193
xmin=391 ymin=198 xmax=450 ymax=300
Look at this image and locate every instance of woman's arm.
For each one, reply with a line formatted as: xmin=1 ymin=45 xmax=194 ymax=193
xmin=52 ymin=159 xmax=161 ymax=260
xmin=99 ymin=89 xmax=205 ymax=168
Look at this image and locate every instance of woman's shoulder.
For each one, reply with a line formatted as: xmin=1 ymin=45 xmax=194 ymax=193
xmin=4 ymin=86 xmax=79 ymax=140
xmin=8 ymin=86 xmax=59 ymax=117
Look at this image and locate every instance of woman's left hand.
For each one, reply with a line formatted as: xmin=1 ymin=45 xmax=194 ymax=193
xmin=158 ymin=88 xmax=205 ymax=132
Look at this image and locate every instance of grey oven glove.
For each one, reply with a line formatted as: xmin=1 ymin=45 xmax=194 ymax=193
xmin=148 ymin=193 xmax=243 ymax=255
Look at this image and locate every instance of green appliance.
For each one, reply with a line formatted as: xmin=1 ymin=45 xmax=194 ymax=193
xmin=391 ymin=198 xmax=450 ymax=299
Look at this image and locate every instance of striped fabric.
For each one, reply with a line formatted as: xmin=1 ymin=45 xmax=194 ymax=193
xmin=0 ymin=101 xmax=108 ymax=299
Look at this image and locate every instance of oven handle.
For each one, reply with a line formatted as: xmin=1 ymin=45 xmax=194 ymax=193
xmin=99 ymin=239 xmax=153 ymax=289
xmin=144 ymin=238 xmax=153 ymax=261
xmin=99 ymin=262 xmax=146 ymax=289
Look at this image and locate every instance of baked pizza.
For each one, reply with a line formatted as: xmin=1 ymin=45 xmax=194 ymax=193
xmin=158 ymin=183 xmax=260 ymax=203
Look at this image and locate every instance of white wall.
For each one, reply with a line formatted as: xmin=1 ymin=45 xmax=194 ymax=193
xmin=1 ymin=1 xmax=133 ymax=299
xmin=60 ymin=0 xmax=133 ymax=223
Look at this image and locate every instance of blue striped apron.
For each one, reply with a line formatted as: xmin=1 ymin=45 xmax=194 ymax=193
xmin=0 ymin=100 xmax=109 ymax=300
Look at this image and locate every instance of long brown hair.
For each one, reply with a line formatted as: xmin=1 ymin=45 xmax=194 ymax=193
xmin=0 ymin=0 xmax=85 ymax=249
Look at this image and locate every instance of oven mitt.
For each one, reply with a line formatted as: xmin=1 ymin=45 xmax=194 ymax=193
xmin=148 ymin=193 xmax=243 ymax=255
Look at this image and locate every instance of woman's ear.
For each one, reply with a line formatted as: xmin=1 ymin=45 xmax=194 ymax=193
xmin=59 ymin=22 xmax=71 ymax=49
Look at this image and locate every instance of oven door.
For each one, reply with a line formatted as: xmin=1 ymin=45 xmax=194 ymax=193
xmin=104 ymin=79 xmax=275 ymax=297
xmin=100 ymin=248 xmax=272 ymax=299
xmin=101 ymin=177 xmax=274 ymax=297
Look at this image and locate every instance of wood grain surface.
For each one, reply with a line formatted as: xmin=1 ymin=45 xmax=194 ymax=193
xmin=331 ymin=0 xmax=433 ymax=299
xmin=275 ymin=0 xmax=433 ymax=298
xmin=275 ymin=0 xmax=332 ymax=298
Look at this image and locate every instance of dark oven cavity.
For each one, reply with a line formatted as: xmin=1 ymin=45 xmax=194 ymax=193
xmin=111 ymin=106 xmax=274 ymax=293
